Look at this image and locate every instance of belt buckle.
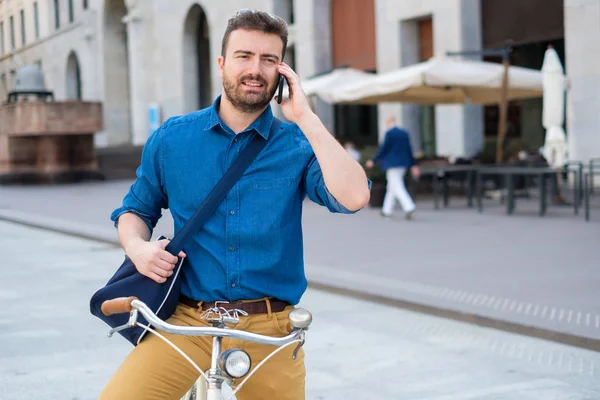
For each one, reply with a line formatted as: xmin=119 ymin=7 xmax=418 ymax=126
xmin=200 ymin=300 xmax=248 ymax=326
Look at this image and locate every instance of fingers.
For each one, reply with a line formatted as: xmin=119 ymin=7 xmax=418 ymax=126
xmin=152 ymin=264 xmax=173 ymax=279
xmin=160 ymin=251 xmax=179 ymax=265
xmin=147 ymin=271 xmax=168 ymax=284
xmin=155 ymin=258 xmax=176 ymax=272
xmin=153 ymin=245 xmax=178 ymax=265
xmin=157 ymin=238 xmax=170 ymax=248
xmin=158 ymin=238 xmax=186 ymax=259
xmin=278 ymin=63 xmax=300 ymax=87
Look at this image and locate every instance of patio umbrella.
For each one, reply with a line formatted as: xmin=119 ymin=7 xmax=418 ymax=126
xmin=325 ymin=57 xmax=543 ymax=105
xmin=284 ymin=67 xmax=376 ymax=103
xmin=541 ymin=46 xmax=568 ymax=168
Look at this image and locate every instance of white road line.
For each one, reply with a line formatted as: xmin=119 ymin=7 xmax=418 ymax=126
xmin=518 ymin=346 xmax=525 ymax=360
xmin=493 ymin=298 xmax=502 ymax=310
xmin=568 ymin=356 xmax=573 ymax=372
xmin=516 ymin=303 xmax=524 ymax=314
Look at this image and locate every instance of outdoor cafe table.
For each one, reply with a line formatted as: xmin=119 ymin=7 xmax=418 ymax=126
xmin=475 ymin=166 xmax=579 ymax=216
xmin=419 ymin=164 xmax=479 ymax=209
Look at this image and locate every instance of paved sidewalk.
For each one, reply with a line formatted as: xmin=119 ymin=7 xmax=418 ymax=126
xmin=0 ymin=180 xmax=599 ymax=349
xmin=1 ymin=220 xmax=600 ymax=399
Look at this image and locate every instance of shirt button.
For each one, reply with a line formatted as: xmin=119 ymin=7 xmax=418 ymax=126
xmin=230 ymin=210 xmax=235 ymax=215
xmin=230 ymin=246 xmax=235 ymax=251
xmin=232 ymin=283 xmax=236 ymax=287
xmin=233 ymin=138 xmax=238 ymax=143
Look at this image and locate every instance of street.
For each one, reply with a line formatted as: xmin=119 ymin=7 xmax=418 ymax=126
xmin=1 ymin=220 xmax=600 ymax=399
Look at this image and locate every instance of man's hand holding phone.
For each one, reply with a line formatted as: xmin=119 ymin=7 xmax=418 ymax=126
xmin=276 ymin=62 xmax=312 ymax=123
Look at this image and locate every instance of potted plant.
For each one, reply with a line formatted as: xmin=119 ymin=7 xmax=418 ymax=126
xmin=360 ymin=146 xmax=386 ymax=208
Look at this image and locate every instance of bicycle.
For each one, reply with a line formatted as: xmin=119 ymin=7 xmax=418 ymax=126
xmin=101 ymin=297 xmax=312 ymax=400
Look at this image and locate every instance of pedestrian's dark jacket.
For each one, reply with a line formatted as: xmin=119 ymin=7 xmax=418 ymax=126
xmin=372 ymin=126 xmax=415 ymax=170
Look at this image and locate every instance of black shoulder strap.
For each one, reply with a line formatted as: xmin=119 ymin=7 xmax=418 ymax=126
xmin=165 ymin=118 xmax=282 ymax=255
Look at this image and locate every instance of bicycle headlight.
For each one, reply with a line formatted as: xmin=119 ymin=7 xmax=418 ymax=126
xmin=218 ymin=349 xmax=251 ymax=379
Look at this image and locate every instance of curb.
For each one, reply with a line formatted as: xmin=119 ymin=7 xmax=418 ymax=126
xmin=306 ymin=280 xmax=600 ymax=353
xmin=0 ymin=209 xmax=120 ymax=246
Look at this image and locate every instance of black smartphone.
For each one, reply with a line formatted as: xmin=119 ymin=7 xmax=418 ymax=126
xmin=276 ymin=75 xmax=285 ymax=104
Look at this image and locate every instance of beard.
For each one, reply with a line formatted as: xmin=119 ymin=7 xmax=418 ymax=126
xmin=223 ymin=73 xmax=278 ymax=113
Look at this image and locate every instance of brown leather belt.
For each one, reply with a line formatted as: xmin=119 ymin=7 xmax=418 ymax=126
xmin=179 ymin=294 xmax=289 ymax=314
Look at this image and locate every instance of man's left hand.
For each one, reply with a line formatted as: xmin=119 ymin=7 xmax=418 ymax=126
xmin=277 ymin=62 xmax=312 ymax=123
xmin=411 ymin=166 xmax=420 ymax=179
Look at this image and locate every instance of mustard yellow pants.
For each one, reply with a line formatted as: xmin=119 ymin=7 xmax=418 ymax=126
xmin=99 ymin=300 xmax=305 ymax=400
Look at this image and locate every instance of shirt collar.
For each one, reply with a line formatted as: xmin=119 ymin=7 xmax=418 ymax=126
xmin=205 ymin=95 xmax=275 ymax=140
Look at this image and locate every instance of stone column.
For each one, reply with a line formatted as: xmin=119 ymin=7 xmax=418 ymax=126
xmin=289 ymin=0 xmax=334 ymax=133
xmin=432 ymin=0 xmax=483 ymax=158
xmin=375 ymin=0 xmax=483 ymax=158
xmin=564 ymin=0 xmax=600 ymax=164
xmin=124 ymin=0 xmax=152 ymax=145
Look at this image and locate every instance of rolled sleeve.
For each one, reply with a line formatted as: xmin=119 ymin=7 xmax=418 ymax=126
xmin=110 ymin=127 xmax=168 ymax=232
xmin=303 ymin=154 xmax=371 ymax=214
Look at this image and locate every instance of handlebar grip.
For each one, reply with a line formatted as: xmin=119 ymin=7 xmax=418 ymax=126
xmin=101 ymin=296 xmax=138 ymax=316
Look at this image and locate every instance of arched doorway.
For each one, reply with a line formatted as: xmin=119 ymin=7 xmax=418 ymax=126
xmin=66 ymin=51 xmax=82 ymax=100
xmin=103 ymin=0 xmax=131 ymax=143
xmin=183 ymin=4 xmax=211 ymax=112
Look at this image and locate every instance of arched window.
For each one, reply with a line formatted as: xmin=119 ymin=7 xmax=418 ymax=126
xmin=66 ymin=51 xmax=82 ymax=100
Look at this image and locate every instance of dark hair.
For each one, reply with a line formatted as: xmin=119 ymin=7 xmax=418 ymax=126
xmin=221 ymin=9 xmax=288 ymax=60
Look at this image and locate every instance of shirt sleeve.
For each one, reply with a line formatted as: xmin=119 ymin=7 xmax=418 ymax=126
xmin=110 ymin=126 xmax=168 ymax=233
xmin=298 ymin=128 xmax=371 ymax=214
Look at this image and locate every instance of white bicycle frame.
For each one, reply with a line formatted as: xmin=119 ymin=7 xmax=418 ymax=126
xmin=104 ymin=298 xmax=311 ymax=400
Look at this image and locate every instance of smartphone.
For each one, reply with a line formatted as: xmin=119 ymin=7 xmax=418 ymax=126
xmin=276 ymin=75 xmax=285 ymax=104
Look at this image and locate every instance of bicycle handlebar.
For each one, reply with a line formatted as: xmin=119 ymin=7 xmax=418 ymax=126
xmin=101 ymin=296 xmax=138 ymax=316
xmin=102 ymin=297 xmax=306 ymax=347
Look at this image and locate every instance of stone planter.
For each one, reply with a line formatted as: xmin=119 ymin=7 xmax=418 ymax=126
xmin=0 ymin=101 xmax=104 ymax=183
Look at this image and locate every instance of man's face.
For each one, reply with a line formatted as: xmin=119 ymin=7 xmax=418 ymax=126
xmin=219 ymin=29 xmax=283 ymax=113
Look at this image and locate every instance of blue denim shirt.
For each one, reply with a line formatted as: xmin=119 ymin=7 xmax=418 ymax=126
xmin=111 ymin=96 xmax=362 ymax=305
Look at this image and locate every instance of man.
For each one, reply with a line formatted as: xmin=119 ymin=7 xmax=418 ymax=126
xmin=343 ymin=140 xmax=361 ymax=162
xmin=99 ymin=9 xmax=370 ymax=400
xmin=366 ymin=116 xmax=419 ymax=219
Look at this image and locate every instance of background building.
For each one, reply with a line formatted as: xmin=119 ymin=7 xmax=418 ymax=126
xmin=0 ymin=0 xmax=598 ymax=165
